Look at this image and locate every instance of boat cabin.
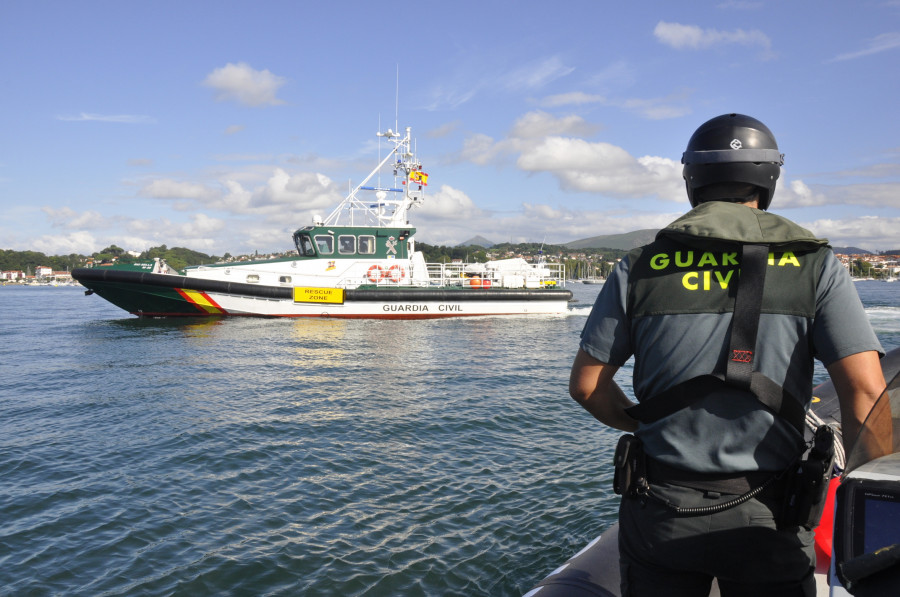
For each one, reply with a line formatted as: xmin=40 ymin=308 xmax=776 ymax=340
xmin=292 ymin=226 xmax=414 ymax=260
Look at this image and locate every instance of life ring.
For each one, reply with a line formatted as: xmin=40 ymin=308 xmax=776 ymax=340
xmin=387 ymin=265 xmax=406 ymax=283
xmin=367 ymin=265 xmax=384 ymax=283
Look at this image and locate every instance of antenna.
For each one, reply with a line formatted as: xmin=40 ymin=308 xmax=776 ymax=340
xmin=377 ymin=114 xmax=382 ymax=189
xmin=395 ymin=64 xmax=399 ymax=134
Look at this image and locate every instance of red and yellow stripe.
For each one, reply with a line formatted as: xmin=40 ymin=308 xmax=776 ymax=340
xmin=175 ymin=288 xmax=227 ymax=315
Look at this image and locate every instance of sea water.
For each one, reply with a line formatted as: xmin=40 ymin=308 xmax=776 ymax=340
xmin=1 ymin=282 xmax=898 ymax=596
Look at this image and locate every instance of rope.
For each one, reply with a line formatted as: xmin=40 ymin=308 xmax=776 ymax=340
xmin=806 ymin=409 xmax=845 ymax=471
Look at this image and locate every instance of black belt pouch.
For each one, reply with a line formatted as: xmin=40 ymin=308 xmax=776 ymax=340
xmin=613 ymin=434 xmax=647 ymax=497
xmin=779 ymin=425 xmax=836 ymax=530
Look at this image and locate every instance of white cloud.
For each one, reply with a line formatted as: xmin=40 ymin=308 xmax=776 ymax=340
xmin=456 ymin=112 xmax=602 ymax=166
xmin=775 ymin=180 xmax=900 ymax=209
xmin=32 ymin=231 xmax=99 ymax=255
xmin=225 ymin=124 xmax=245 ymax=135
xmin=124 ymin=213 xmax=225 ymax=240
xmin=539 ymin=89 xmax=691 ymax=120
xmin=832 ymin=183 xmax=900 ymax=208
xmin=833 ymin=163 xmax=900 ymax=179
xmin=423 ymin=55 xmax=573 ymax=111
xmin=423 ymin=83 xmax=478 ymax=111
xmin=501 ymin=56 xmax=575 ymax=91
xmin=509 ymin=111 xmax=600 ymax=139
xmin=202 ymin=62 xmax=287 ymax=107
xmin=41 ymin=206 xmax=111 ymax=229
xmin=829 ymin=32 xmax=900 ymax=62
xmin=453 ymin=112 xmax=683 ymax=201
xmin=801 ymin=216 xmax=900 ymax=250
xmin=616 ymin=93 xmax=693 ymax=120
xmin=516 ymin=136 xmax=683 ymax=201
xmin=56 ymin=113 xmax=154 ymax=123
xmin=459 ymin=133 xmax=504 ymax=166
xmin=139 ymin=179 xmax=220 ymax=201
xmin=654 ymin=21 xmax=772 ymax=52
xmin=427 ymin=121 xmax=462 ymax=139
xmin=249 ymin=169 xmax=339 ymax=212
xmin=419 ymin=185 xmax=484 ymax=220
xmin=585 ymin=60 xmax=637 ymax=92
xmin=540 ymin=92 xmax=607 ymax=108
xmin=717 ymin=1 xmax=763 ymax=9
xmin=33 ymin=206 xmax=232 ymax=255
xmin=773 ymin=180 xmax=828 ymax=208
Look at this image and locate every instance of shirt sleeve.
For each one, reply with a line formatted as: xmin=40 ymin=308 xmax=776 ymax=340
xmin=812 ymin=251 xmax=884 ymax=366
xmin=579 ymin=256 xmax=634 ymax=366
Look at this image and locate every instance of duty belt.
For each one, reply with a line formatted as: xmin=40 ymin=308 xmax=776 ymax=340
xmin=646 ymin=456 xmax=780 ymax=495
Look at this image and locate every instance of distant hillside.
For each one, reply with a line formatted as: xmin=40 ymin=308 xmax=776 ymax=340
xmin=565 ymin=239 xmax=882 ymax=255
xmin=832 ymin=247 xmax=873 ymax=255
xmin=565 ymin=229 xmax=658 ymax=251
xmin=458 ymin=235 xmax=495 ymax=248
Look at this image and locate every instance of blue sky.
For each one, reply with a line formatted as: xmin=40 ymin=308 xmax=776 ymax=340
xmin=2 ymin=0 xmax=899 ymax=256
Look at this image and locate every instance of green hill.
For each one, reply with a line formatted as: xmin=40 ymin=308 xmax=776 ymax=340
xmin=565 ymin=229 xmax=658 ymax=250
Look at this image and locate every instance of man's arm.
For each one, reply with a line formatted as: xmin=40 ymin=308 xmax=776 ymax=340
xmin=827 ymin=350 xmax=891 ymax=458
xmin=569 ymin=348 xmax=638 ymax=432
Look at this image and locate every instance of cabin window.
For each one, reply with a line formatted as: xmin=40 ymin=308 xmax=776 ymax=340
xmin=279 ymin=276 xmax=292 ymax=284
xmin=338 ymin=235 xmax=356 ymax=254
xmin=358 ymin=235 xmax=376 ymax=255
xmin=246 ymin=274 xmax=260 ymax=283
xmin=315 ymin=235 xmax=334 ymax=254
xmin=296 ymin=234 xmax=316 ymax=257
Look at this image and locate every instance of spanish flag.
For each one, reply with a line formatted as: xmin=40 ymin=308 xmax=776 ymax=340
xmin=410 ymin=171 xmax=429 ymax=186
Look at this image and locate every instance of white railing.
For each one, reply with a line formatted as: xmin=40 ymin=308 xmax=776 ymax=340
xmin=422 ymin=261 xmax=566 ymax=289
xmin=186 ymin=260 xmax=566 ymax=290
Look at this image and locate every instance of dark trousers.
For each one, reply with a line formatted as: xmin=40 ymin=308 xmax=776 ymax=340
xmin=618 ymin=480 xmax=816 ymax=597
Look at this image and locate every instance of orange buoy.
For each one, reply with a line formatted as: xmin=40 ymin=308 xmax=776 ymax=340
xmin=387 ymin=265 xmax=405 ymax=283
xmin=367 ymin=265 xmax=384 ymax=283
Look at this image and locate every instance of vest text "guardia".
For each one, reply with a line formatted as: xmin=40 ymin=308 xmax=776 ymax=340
xmin=649 ymin=251 xmax=802 ymax=291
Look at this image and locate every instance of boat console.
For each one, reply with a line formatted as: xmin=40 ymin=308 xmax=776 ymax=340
xmin=830 ymin=454 xmax=900 ymax=596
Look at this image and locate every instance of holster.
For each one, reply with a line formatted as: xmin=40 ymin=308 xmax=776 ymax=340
xmin=778 ymin=424 xmax=836 ymax=530
xmin=613 ymin=434 xmax=648 ymax=497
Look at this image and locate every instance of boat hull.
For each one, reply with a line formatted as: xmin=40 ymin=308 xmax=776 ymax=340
xmin=72 ymin=268 xmax=573 ymax=318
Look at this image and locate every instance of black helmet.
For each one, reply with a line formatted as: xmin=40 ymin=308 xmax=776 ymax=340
xmin=682 ymin=113 xmax=784 ymax=210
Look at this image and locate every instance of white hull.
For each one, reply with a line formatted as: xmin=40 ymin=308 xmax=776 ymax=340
xmin=192 ymin=291 xmax=570 ymax=318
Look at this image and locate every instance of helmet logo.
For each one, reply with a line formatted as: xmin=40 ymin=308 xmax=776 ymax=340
xmin=730 ymin=138 xmax=742 ymax=150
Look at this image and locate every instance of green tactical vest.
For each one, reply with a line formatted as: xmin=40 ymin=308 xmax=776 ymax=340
xmin=626 ymin=202 xmax=831 ymax=322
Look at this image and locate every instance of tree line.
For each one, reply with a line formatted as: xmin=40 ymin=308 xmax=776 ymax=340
xmin=0 ymin=245 xmax=221 ymax=275
xmin=417 ymin=242 xmax=628 ymax=279
xmin=3 ymin=242 xmax=628 ymax=278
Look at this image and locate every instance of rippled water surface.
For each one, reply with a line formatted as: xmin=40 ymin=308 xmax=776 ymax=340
xmin=1 ymin=281 xmax=898 ymax=596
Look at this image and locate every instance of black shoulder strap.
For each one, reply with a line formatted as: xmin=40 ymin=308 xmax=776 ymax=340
xmin=626 ymin=244 xmax=807 ymax=436
xmin=726 ymin=244 xmax=767 ymax=389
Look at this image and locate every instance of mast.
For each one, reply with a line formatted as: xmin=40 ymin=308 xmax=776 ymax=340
xmin=322 ymin=126 xmax=427 ymax=228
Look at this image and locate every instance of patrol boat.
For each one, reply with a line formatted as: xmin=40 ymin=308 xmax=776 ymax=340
xmin=525 ymin=348 xmax=900 ymax=597
xmin=73 ymin=126 xmax=571 ymax=319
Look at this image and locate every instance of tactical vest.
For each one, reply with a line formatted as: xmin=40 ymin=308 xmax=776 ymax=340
xmin=622 ymin=202 xmax=830 ymax=434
